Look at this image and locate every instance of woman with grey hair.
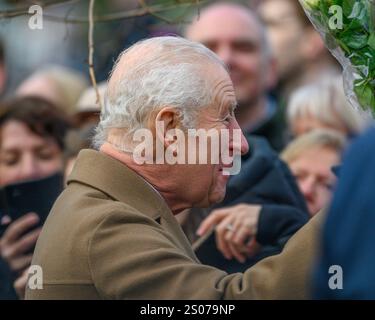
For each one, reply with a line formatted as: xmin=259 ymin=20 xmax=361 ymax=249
xmin=287 ymin=77 xmax=369 ymax=138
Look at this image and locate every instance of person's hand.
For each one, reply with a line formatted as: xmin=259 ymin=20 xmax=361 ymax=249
xmin=196 ymin=204 xmax=262 ymax=263
xmin=0 ymin=213 xmax=41 ymax=274
xmin=14 ymin=268 xmax=29 ymax=299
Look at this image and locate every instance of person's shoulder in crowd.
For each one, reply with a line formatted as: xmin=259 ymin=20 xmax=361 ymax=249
xmin=313 ymin=127 xmax=375 ymax=299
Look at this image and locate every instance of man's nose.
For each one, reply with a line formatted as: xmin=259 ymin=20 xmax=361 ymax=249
xmin=19 ymin=155 xmax=41 ymax=181
xmin=300 ymin=177 xmax=316 ymax=200
xmin=240 ymin=131 xmax=249 ymax=156
xmin=216 ymin=45 xmax=234 ymax=66
xmin=231 ymin=118 xmax=249 ymax=156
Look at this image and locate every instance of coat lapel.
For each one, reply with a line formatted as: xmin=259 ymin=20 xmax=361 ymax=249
xmin=68 ymin=149 xmax=198 ymax=262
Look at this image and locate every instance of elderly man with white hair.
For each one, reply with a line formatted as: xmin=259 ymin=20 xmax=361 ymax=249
xmin=26 ymin=37 xmax=321 ymax=300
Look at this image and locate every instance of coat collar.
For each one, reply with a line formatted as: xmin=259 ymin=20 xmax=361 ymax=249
xmin=67 ymin=149 xmax=169 ymax=220
xmin=67 ymin=149 xmax=198 ymax=261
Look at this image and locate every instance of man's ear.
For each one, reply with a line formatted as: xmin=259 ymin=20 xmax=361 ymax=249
xmin=154 ymin=107 xmax=181 ymax=148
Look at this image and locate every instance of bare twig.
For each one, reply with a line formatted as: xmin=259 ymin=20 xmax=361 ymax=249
xmin=0 ymin=1 xmax=207 ymax=23
xmin=137 ymin=0 xmax=202 ymax=25
xmin=137 ymin=0 xmax=175 ymax=24
xmin=88 ymin=0 xmax=102 ymax=109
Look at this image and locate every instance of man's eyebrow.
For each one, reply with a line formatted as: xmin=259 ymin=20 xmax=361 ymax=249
xmin=230 ymin=102 xmax=238 ymax=113
xmin=0 ymin=148 xmax=19 ymax=155
xmin=232 ymin=38 xmax=257 ymax=44
xmin=220 ymin=101 xmax=236 ymax=116
xmin=201 ymin=40 xmax=217 ymax=47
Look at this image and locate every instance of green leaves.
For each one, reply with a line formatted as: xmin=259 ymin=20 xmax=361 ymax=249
xmin=300 ymin=0 xmax=375 ymax=114
xmin=341 ymin=32 xmax=369 ymax=48
xmin=369 ymin=32 xmax=375 ymax=49
xmin=354 ymin=79 xmax=375 ymax=109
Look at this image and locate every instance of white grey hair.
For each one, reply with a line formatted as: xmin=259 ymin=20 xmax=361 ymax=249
xmin=287 ymin=76 xmax=369 ymax=136
xmin=93 ymin=36 xmax=227 ymax=150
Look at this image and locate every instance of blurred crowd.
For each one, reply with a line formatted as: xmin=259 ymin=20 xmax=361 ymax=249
xmin=0 ymin=0 xmax=373 ymax=299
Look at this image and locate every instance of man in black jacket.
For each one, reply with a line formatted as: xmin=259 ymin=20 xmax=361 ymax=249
xmin=185 ymin=2 xmax=287 ymax=152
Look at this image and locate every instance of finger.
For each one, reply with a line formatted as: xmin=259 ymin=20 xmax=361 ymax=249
xmin=2 ymin=228 xmax=41 ymax=262
xmin=232 ymin=226 xmax=252 ymax=247
xmin=196 ymin=209 xmax=229 ymax=236
xmin=246 ymin=238 xmax=261 ymax=257
xmin=217 ymin=213 xmax=236 ymax=241
xmin=12 ymin=228 xmax=41 ymax=257
xmin=232 ymin=214 xmax=249 ymax=232
xmin=232 ymin=205 xmax=260 ymax=233
xmin=216 ymin=216 xmax=236 ymax=260
xmin=9 ymin=254 xmax=33 ymax=273
xmin=1 ymin=215 xmax=11 ymax=225
xmin=14 ymin=270 xmax=29 ymax=300
xmin=228 ymin=242 xmax=246 ymax=263
xmin=223 ymin=217 xmax=240 ymax=242
xmin=216 ymin=232 xmax=233 ymax=260
xmin=2 ymin=213 xmax=39 ymax=244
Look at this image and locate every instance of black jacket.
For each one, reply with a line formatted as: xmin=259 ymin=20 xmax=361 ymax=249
xmin=0 ymin=257 xmax=17 ymax=299
xmin=249 ymin=97 xmax=288 ymax=152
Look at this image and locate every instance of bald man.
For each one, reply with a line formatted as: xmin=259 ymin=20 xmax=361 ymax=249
xmin=185 ymin=2 xmax=286 ymax=151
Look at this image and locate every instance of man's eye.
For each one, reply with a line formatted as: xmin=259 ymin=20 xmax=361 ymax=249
xmin=38 ymin=151 xmax=54 ymax=161
xmin=294 ymin=173 xmax=306 ymax=181
xmin=223 ymin=114 xmax=232 ymax=123
xmin=321 ymin=180 xmax=335 ymax=191
xmin=233 ymin=42 xmax=257 ymax=53
xmin=1 ymin=157 xmax=18 ymax=166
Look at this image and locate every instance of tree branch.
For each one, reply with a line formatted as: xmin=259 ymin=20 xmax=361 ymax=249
xmin=87 ymin=0 xmax=101 ymax=109
xmin=0 ymin=1 xmax=207 ymax=23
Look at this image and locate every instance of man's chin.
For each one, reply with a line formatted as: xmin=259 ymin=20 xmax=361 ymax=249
xmin=208 ymin=187 xmax=227 ymax=206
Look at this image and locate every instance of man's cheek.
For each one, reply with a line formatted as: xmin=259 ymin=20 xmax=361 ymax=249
xmin=197 ymin=165 xmax=216 ymax=189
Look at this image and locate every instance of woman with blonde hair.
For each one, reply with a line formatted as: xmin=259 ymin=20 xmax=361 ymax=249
xmin=281 ymin=129 xmax=347 ymax=216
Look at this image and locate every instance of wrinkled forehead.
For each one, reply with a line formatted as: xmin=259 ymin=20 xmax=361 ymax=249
xmin=205 ymin=63 xmax=236 ymax=112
